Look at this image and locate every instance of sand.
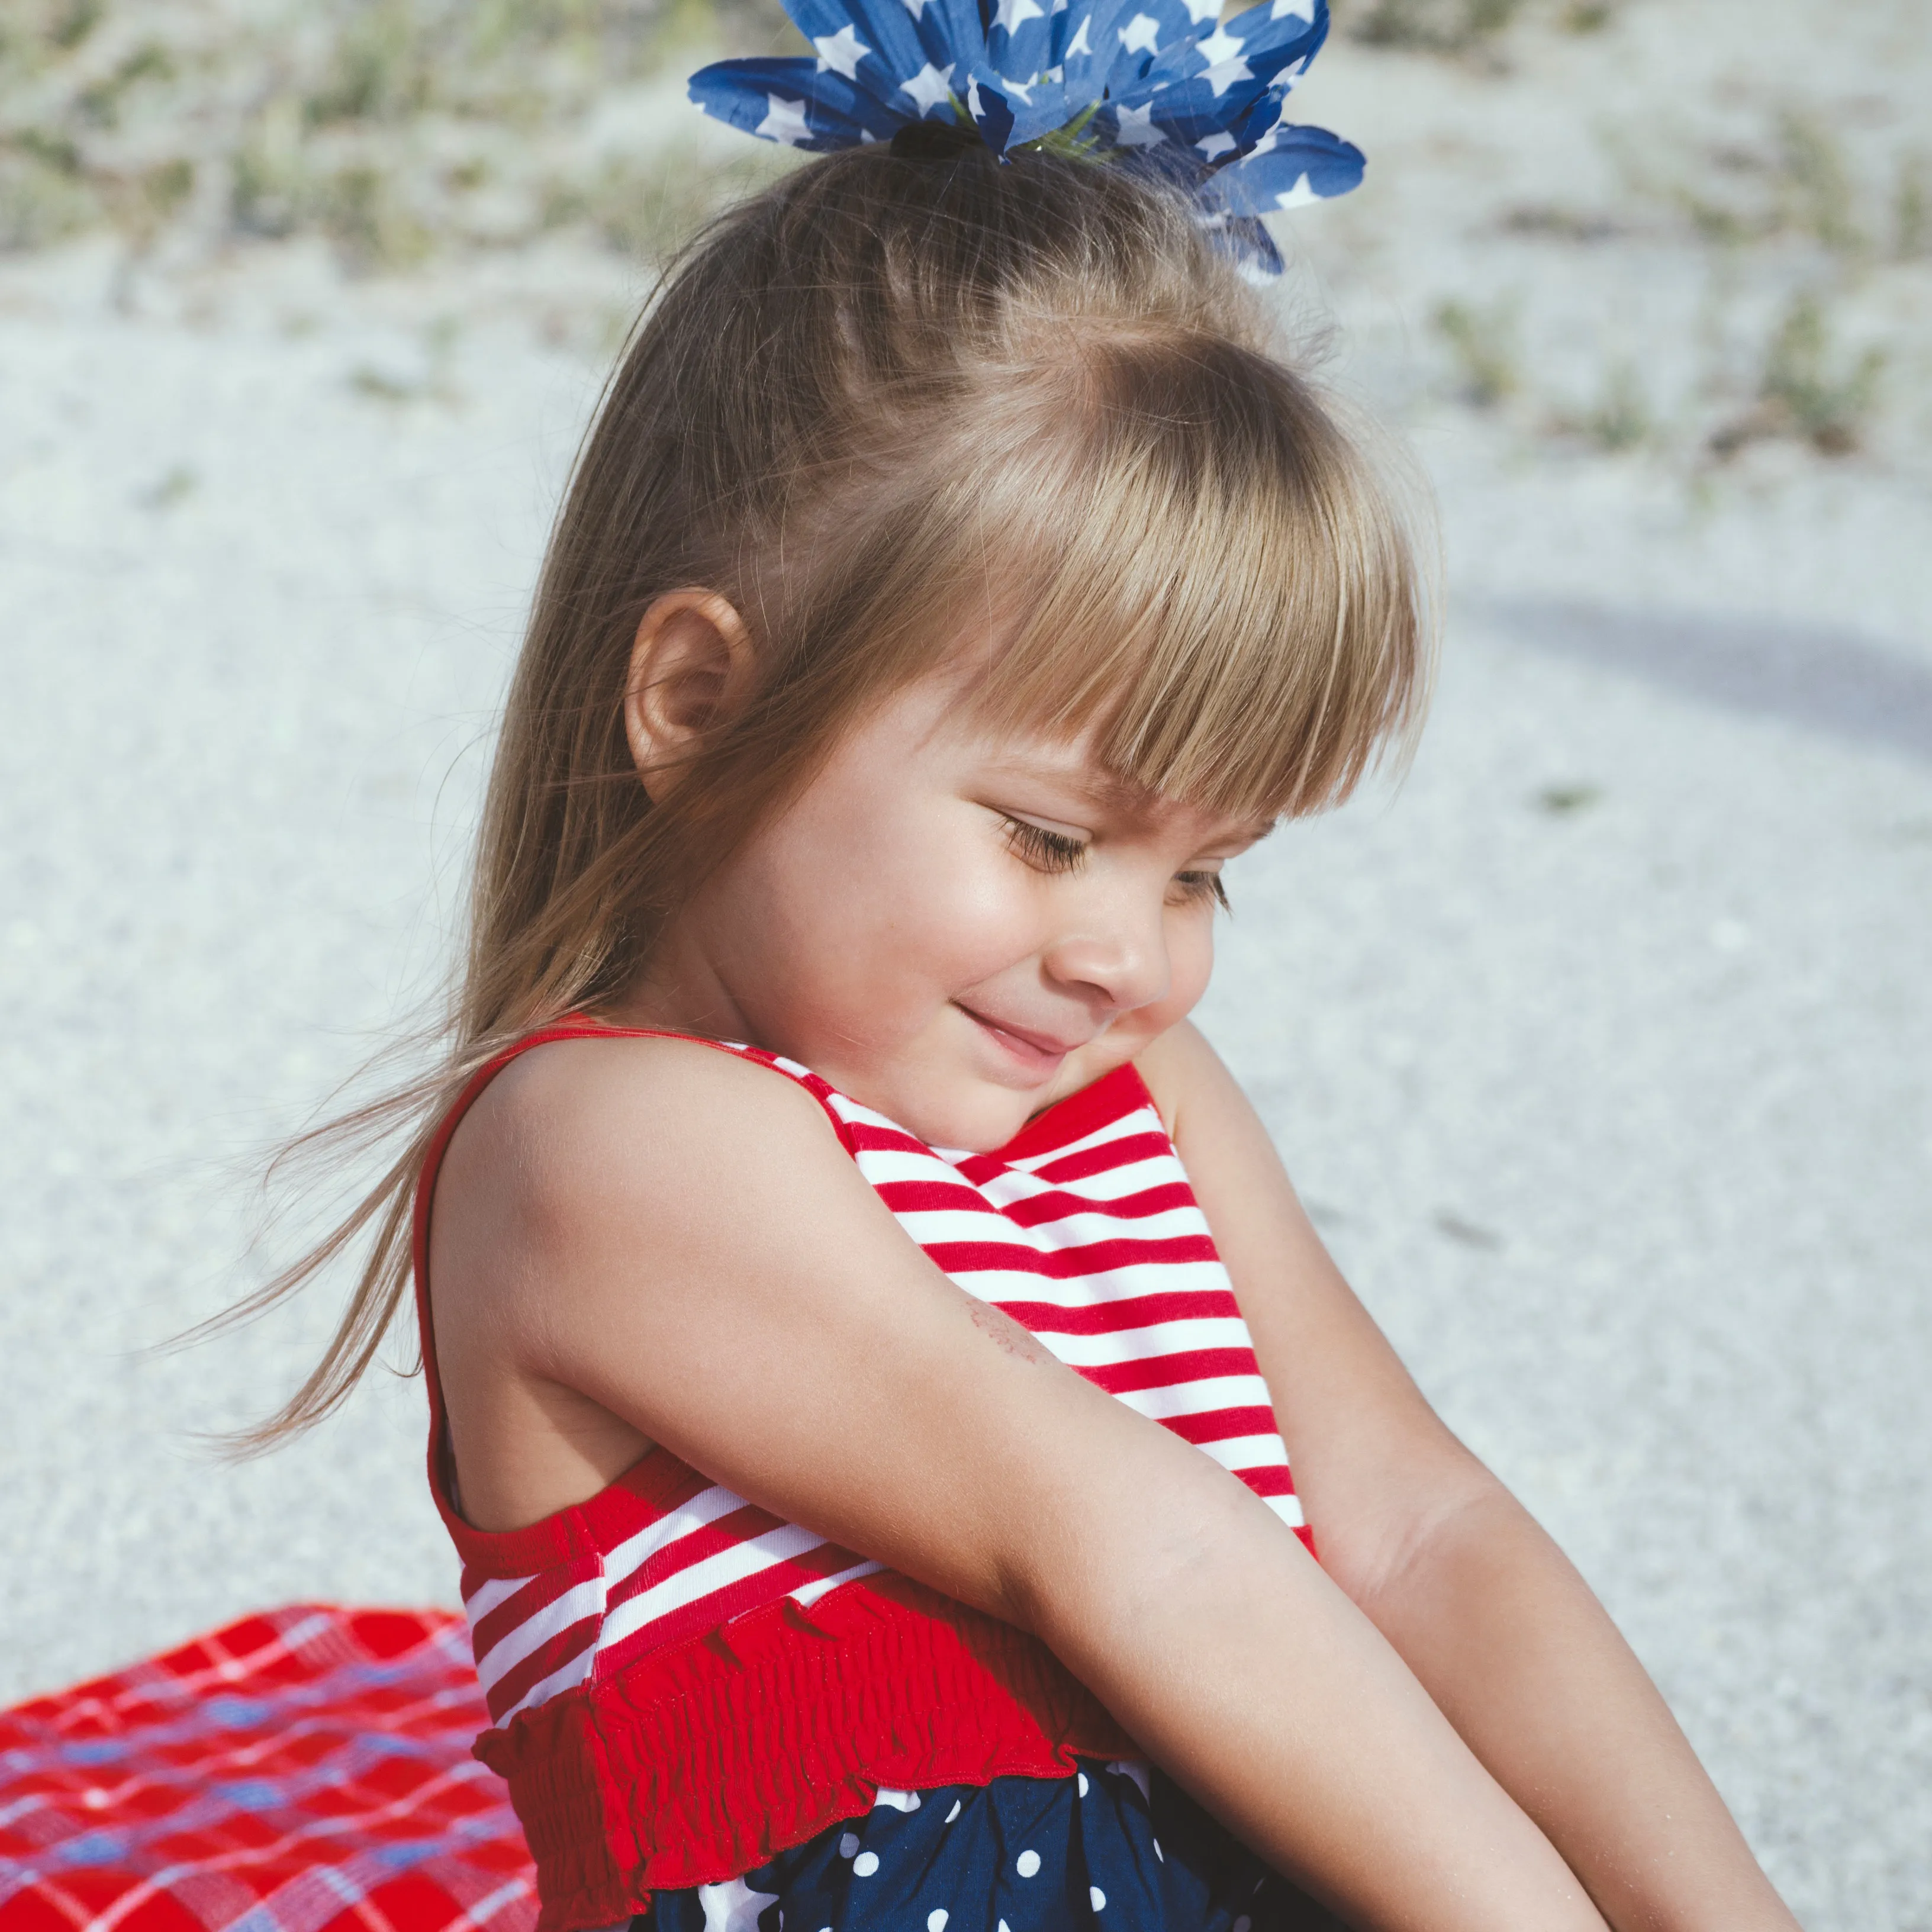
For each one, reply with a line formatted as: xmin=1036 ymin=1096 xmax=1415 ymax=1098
xmin=2 ymin=0 xmax=1927 ymax=1924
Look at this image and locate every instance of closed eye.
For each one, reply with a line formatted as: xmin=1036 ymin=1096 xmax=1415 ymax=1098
xmin=1002 ymin=815 xmax=1089 ymax=874
xmin=1172 ymin=870 xmax=1231 ymax=912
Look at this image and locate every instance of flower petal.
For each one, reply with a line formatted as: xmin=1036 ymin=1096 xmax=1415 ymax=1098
xmin=688 ymin=57 xmax=909 ymax=149
xmin=1206 ymin=121 xmax=1366 ymax=212
xmin=1138 ymin=0 xmax=1327 ymax=95
xmin=1102 ymin=0 xmax=1218 ymax=92
xmin=777 ymin=0 xmax=986 ymax=111
xmin=962 ymin=67 xmax=1019 ymax=151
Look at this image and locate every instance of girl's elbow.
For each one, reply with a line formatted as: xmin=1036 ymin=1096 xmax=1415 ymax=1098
xmin=1322 ymin=1459 xmax=1518 ymax=1616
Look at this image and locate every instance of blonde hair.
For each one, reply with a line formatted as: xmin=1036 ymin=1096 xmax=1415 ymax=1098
xmin=217 ymin=142 xmax=1434 ymax=1450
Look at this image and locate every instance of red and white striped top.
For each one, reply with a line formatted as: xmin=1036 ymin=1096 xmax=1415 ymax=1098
xmin=416 ymin=1023 xmax=1308 ymax=1737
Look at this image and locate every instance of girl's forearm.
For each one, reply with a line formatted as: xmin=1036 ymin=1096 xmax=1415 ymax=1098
xmin=1027 ymin=1488 xmax=1611 ymax=1932
xmin=1355 ymin=1486 xmax=1800 ymax=1932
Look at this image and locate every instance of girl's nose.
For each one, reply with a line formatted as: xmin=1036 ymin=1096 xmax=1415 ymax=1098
xmin=1041 ymin=903 xmax=1171 ymax=1015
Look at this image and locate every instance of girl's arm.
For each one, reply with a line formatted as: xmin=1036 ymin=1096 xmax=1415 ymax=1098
xmin=1142 ymin=1022 xmax=1801 ymax=1932
xmin=433 ymin=1033 xmax=1605 ymax=1932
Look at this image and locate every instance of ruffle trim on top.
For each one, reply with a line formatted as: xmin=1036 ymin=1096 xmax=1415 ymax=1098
xmin=474 ymin=1572 xmax=1136 ymax=1932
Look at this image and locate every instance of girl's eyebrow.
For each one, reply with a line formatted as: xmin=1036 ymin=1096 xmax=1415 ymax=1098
xmin=982 ymin=757 xmax=1164 ymax=819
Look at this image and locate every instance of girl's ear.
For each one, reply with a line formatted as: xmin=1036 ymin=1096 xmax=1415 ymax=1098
xmin=624 ymin=590 xmax=756 ymax=801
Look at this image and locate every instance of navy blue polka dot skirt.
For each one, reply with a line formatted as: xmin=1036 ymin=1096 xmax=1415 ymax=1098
xmin=640 ymin=1761 xmax=1342 ymax=1932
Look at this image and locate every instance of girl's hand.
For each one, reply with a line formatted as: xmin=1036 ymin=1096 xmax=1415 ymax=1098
xmin=430 ymin=1033 xmax=1607 ymax=1932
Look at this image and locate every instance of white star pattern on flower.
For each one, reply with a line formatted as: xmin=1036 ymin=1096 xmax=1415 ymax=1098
xmin=900 ymin=59 xmax=957 ymax=113
xmin=755 ymin=92 xmax=813 ymax=143
xmin=812 ymin=24 xmax=871 ymax=76
xmin=697 ymin=1875 xmax=781 ymax=1932
xmin=682 ymin=0 xmax=1355 ymax=277
xmin=1199 ymin=52 xmax=1251 ymax=94
xmin=1194 ymin=22 xmax=1244 ymax=65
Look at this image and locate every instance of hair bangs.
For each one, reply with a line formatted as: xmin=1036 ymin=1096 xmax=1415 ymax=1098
xmin=952 ymin=330 xmax=1433 ymax=824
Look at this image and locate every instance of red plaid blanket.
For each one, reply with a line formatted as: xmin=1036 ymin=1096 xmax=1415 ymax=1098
xmin=0 ymin=1606 xmax=538 ymax=1932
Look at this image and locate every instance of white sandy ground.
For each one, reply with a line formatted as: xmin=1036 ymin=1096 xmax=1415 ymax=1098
xmin=2 ymin=0 xmax=1930 ymax=1925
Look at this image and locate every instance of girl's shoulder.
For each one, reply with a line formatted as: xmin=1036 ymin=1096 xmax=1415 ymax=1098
xmin=434 ymin=1028 xmax=865 ymax=1298
xmin=460 ymin=1022 xmax=833 ymax=1135
xmin=422 ymin=1025 xmax=899 ymax=1532
xmin=435 ymin=1026 xmax=852 ymax=1244
xmin=1126 ymin=1019 xmax=1228 ymax=1149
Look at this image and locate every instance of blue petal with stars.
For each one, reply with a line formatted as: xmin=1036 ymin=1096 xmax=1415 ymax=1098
xmin=683 ymin=0 xmax=1360 ymax=273
xmin=961 ymin=67 xmax=1018 ymax=150
xmin=1103 ymin=0 xmax=1221 ymax=92
xmin=688 ymin=57 xmax=909 ymax=150
xmin=985 ymin=0 xmax=1056 ymax=85
xmin=775 ymin=0 xmax=971 ymax=113
xmin=1197 ymin=209 xmax=1286 ymax=275
xmin=1087 ymin=95 xmax=1176 ymax=156
xmin=965 ymin=62 xmax=1078 ymax=148
xmin=910 ymin=0 xmax=992 ymax=84
xmin=1209 ymin=120 xmax=1365 ymax=213
xmin=1128 ymin=0 xmax=1327 ymax=129
xmin=1045 ymin=0 xmax=1135 ymax=99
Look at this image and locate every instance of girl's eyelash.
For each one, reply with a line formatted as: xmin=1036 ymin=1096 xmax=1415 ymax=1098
xmin=1173 ymin=870 xmax=1231 ymax=912
xmin=1002 ymin=816 xmax=1089 ymax=873
xmin=1002 ymin=816 xmax=1230 ymax=910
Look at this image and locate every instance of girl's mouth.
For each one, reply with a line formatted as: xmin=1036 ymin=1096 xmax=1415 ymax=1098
xmin=955 ymin=1003 xmax=1079 ymax=1077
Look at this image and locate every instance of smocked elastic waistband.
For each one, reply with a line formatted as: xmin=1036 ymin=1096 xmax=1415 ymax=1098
xmin=473 ymin=1575 xmax=1136 ymax=1932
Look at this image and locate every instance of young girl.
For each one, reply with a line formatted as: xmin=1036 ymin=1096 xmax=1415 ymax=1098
xmin=242 ymin=111 xmax=1802 ymax=1932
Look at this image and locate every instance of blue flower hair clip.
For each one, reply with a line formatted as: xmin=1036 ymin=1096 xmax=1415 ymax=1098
xmin=687 ymin=0 xmax=1363 ymax=275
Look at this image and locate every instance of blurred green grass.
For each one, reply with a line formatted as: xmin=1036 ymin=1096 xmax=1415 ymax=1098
xmin=0 ymin=0 xmax=797 ymax=267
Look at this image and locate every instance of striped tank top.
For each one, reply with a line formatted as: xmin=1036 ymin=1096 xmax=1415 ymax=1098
xmin=413 ymin=1019 xmax=1311 ymax=1931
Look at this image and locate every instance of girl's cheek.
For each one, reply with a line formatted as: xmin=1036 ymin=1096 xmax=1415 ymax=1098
xmin=1163 ymin=912 xmax=1217 ymax=1017
xmin=922 ymin=837 xmax=1040 ymax=961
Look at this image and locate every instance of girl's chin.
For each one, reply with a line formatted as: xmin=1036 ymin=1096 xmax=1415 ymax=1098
xmin=859 ymin=1065 xmax=1049 ymax=1156
xmin=891 ymin=1089 xmax=1039 ymax=1157
xmin=804 ymin=1019 xmax=1090 ymax=1152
